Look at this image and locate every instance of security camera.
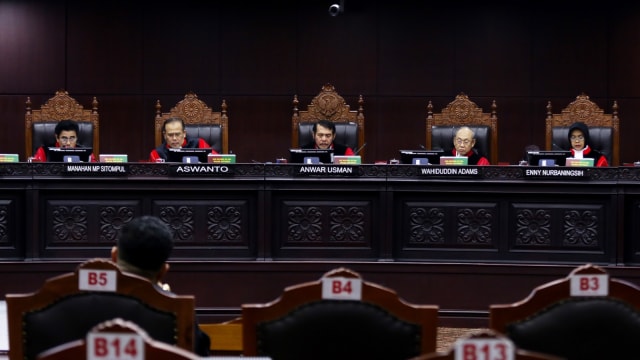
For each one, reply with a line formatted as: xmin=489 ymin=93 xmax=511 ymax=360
xmin=328 ymin=4 xmax=341 ymax=17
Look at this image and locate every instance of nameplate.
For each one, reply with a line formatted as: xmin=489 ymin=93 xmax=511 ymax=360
xmin=169 ymin=164 xmax=234 ymax=176
xmin=64 ymin=164 xmax=129 ymax=176
xmin=99 ymin=154 xmax=128 ymax=163
xmin=440 ymin=156 xmax=468 ymax=165
xmin=0 ymin=154 xmax=19 ymax=163
xmin=79 ymin=269 xmax=117 ymax=292
xmin=333 ymin=155 xmax=361 ymax=165
xmin=87 ymin=332 xmax=144 ymax=360
xmin=209 ymin=154 xmax=236 ymax=164
xmin=454 ymin=338 xmax=514 ymax=360
xmin=524 ymin=167 xmax=588 ymax=179
xmin=294 ymin=164 xmax=359 ymax=177
xmin=321 ymin=277 xmax=362 ymax=300
xmin=570 ymin=273 xmax=609 ymax=296
xmin=416 ymin=166 xmax=481 ymax=178
xmin=566 ymin=157 xmax=594 ymax=167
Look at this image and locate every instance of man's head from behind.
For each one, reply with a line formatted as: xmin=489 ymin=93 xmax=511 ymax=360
xmin=112 ymin=215 xmax=174 ymax=282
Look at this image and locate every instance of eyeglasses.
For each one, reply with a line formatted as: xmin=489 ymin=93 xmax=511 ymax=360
xmin=59 ymin=136 xmax=77 ymax=143
xmin=455 ymin=138 xmax=472 ymax=145
xmin=165 ymin=132 xmax=184 ymax=139
xmin=570 ymin=135 xmax=585 ymax=141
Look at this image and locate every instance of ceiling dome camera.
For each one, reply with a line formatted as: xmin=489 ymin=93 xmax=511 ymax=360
xmin=328 ymin=4 xmax=341 ymax=17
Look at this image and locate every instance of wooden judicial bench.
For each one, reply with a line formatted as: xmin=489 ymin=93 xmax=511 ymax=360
xmin=2 ymin=162 xmax=640 ymax=331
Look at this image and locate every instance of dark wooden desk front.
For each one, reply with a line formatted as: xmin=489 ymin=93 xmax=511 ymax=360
xmin=2 ymin=163 xmax=640 ymax=326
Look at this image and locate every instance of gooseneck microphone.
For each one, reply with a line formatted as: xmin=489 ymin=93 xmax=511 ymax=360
xmin=354 ymin=142 xmax=367 ymax=155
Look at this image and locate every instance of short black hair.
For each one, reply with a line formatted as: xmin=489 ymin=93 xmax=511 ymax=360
xmin=55 ymin=119 xmax=79 ymax=136
xmin=313 ymin=119 xmax=336 ymax=134
xmin=117 ymin=215 xmax=174 ymax=272
xmin=162 ymin=117 xmax=185 ymax=133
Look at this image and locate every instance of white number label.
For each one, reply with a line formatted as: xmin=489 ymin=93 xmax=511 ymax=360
xmin=570 ymin=274 xmax=608 ymax=296
xmin=454 ymin=338 xmax=514 ymax=360
xmin=87 ymin=333 xmax=144 ymax=360
xmin=321 ymin=277 xmax=362 ymax=300
xmin=79 ymin=269 xmax=117 ymax=292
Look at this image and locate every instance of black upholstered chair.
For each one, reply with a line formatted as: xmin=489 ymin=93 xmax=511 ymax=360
xmin=490 ymin=263 xmax=640 ymax=360
xmin=410 ymin=329 xmax=564 ymax=360
xmin=426 ymin=93 xmax=498 ymax=164
xmin=546 ymin=93 xmax=620 ymax=166
xmin=25 ymin=90 xmax=99 ymax=159
xmin=292 ymin=83 xmax=365 ymax=159
xmin=36 ymin=318 xmax=201 ymax=360
xmin=241 ymin=267 xmax=438 ymax=360
xmin=6 ymin=258 xmax=195 ymax=360
xmin=155 ymin=92 xmax=229 ymax=154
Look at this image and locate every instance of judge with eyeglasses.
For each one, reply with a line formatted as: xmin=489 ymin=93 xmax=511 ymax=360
xmin=450 ymin=126 xmax=490 ymax=165
xmin=32 ymin=119 xmax=97 ymax=162
xmin=568 ymin=121 xmax=608 ymax=167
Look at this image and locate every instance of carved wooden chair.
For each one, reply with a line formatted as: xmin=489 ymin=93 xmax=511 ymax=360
xmin=25 ymin=90 xmax=99 ymax=158
xmin=155 ymin=92 xmax=229 ymax=154
xmin=36 ymin=318 xmax=201 ymax=360
xmin=545 ymin=93 xmax=620 ymax=165
xmin=409 ymin=329 xmax=564 ymax=360
xmin=426 ymin=93 xmax=498 ymax=164
xmin=241 ymin=267 xmax=438 ymax=360
xmin=292 ymin=83 xmax=365 ymax=159
xmin=489 ymin=263 xmax=640 ymax=360
xmin=6 ymin=258 xmax=195 ymax=360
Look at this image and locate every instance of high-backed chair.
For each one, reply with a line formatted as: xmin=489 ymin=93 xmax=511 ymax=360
xmin=25 ymin=90 xmax=99 ymax=159
xmin=241 ymin=267 xmax=438 ymax=360
xmin=292 ymin=83 xmax=365 ymax=159
xmin=6 ymin=258 xmax=195 ymax=360
xmin=410 ymin=329 xmax=564 ymax=360
xmin=546 ymin=93 xmax=620 ymax=166
xmin=155 ymin=92 xmax=229 ymax=154
xmin=36 ymin=318 xmax=201 ymax=360
xmin=426 ymin=93 xmax=498 ymax=164
xmin=489 ymin=263 xmax=640 ymax=360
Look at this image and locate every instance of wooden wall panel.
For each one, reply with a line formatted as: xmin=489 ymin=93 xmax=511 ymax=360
xmin=1 ymin=1 xmax=640 ymax=176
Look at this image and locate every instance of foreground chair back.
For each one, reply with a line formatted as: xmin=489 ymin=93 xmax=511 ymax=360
xmin=25 ymin=89 xmax=99 ymax=159
xmin=410 ymin=329 xmax=564 ymax=360
xmin=489 ymin=263 xmax=640 ymax=360
xmin=545 ymin=93 xmax=619 ymax=165
xmin=426 ymin=93 xmax=498 ymax=164
xmin=6 ymin=258 xmax=195 ymax=360
xmin=155 ymin=92 xmax=229 ymax=154
xmin=36 ymin=318 xmax=201 ymax=360
xmin=241 ymin=267 xmax=438 ymax=360
xmin=292 ymin=83 xmax=365 ymax=159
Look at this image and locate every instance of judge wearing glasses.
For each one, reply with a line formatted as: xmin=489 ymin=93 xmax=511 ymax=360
xmin=32 ymin=119 xmax=97 ymax=162
xmin=451 ymin=126 xmax=490 ymax=165
xmin=148 ymin=116 xmax=218 ymax=162
xmin=568 ymin=121 xmax=608 ymax=167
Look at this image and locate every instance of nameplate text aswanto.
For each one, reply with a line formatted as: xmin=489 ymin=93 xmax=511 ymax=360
xmin=170 ymin=164 xmax=234 ymax=176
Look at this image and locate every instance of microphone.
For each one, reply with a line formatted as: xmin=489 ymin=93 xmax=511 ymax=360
xmin=552 ymin=143 xmax=562 ymax=150
xmin=417 ymin=144 xmax=426 ymax=150
xmin=354 ymin=142 xmax=367 ymax=155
